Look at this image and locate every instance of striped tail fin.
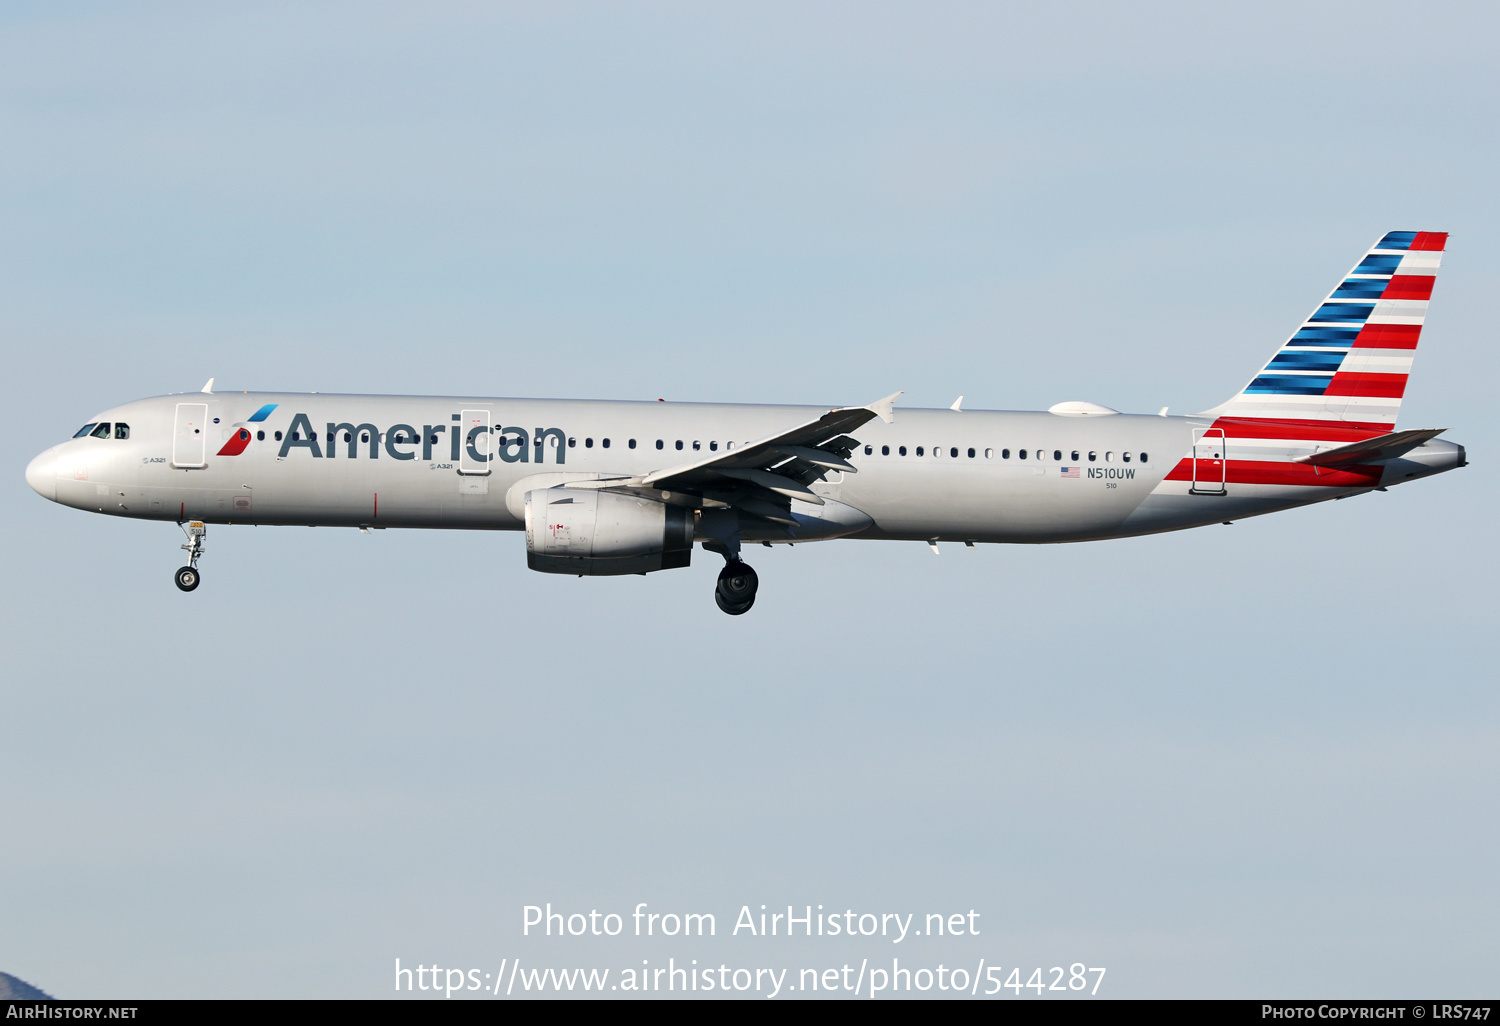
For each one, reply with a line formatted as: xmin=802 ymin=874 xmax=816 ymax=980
xmin=1210 ymin=231 xmax=1446 ymax=428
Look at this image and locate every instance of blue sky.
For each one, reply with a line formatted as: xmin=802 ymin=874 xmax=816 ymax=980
xmin=2 ymin=2 xmax=1496 ymax=998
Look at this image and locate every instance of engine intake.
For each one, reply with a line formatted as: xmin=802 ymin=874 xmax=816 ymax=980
xmin=525 ymin=488 xmax=693 ymax=576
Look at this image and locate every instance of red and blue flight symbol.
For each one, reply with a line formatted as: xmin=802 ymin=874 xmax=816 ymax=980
xmin=215 ymin=403 xmax=278 ymax=456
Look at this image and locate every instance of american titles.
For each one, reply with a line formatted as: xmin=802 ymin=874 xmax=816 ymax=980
xmin=275 ymin=413 xmax=568 ymax=464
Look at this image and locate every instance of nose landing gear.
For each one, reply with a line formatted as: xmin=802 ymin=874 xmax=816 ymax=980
xmin=715 ymin=561 xmax=758 ymax=615
xmin=175 ymin=520 xmax=206 ymax=592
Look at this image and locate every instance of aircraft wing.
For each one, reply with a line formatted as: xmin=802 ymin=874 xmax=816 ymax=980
xmin=562 ymin=392 xmax=901 ymax=522
xmin=1294 ymin=428 xmax=1446 ymax=469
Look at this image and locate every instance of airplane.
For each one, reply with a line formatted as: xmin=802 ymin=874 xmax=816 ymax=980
xmin=25 ymin=231 xmax=1466 ymax=615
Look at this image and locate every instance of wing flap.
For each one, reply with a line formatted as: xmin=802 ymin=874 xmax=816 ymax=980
xmin=735 ymin=498 xmax=798 ymax=526
xmin=715 ymin=468 xmax=824 ymax=504
xmin=769 ymin=444 xmax=858 ymax=473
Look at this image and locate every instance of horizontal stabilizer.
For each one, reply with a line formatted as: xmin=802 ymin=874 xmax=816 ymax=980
xmin=1294 ymin=428 xmax=1445 ymax=468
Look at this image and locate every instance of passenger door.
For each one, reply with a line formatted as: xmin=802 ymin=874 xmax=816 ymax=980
xmin=458 ymin=408 xmax=491 ymax=495
xmin=1191 ymin=428 xmax=1227 ymax=495
xmin=458 ymin=409 xmax=492 ymax=476
xmin=171 ymin=403 xmax=208 ymax=469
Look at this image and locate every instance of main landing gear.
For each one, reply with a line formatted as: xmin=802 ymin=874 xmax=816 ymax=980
xmin=715 ymin=561 xmax=758 ymax=616
xmin=175 ymin=521 xmax=205 ymax=592
xmin=704 ymin=537 xmax=759 ymax=616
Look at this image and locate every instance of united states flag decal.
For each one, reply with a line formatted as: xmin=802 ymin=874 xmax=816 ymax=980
xmin=1060 ymin=466 xmax=1080 ymax=478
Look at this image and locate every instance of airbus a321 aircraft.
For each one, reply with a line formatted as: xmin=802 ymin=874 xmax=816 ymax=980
xmin=26 ymin=231 xmax=1465 ymax=614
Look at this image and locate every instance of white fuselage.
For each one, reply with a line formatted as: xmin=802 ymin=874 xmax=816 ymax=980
xmin=25 ymin=391 xmax=1465 ymax=545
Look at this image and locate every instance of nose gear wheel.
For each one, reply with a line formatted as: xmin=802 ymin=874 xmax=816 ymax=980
xmin=175 ymin=520 xmax=206 ymax=592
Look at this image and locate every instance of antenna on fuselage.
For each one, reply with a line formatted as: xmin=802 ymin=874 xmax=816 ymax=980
xmin=950 ymin=396 xmax=963 ymax=412
xmin=201 ymin=378 xmax=215 ymax=394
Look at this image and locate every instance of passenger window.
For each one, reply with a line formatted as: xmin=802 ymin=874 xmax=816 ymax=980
xmin=1122 ymin=451 xmax=1131 ymax=462
xmin=73 ymin=423 xmax=98 ymax=438
xmin=584 ymin=438 xmax=593 ymax=448
xmin=603 ymin=438 xmax=611 ymax=448
xmin=692 ymin=440 xmax=700 ymax=450
xmin=899 ymin=446 xmax=907 ymax=456
xmin=115 ymin=423 xmax=130 ymax=439
xmin=967 ymin=448 xmax=975 ymax=458
xmin=292 ymin=431 xmax=300 ymax=441
xmin=916 ymin=446 xmax=925 ymax=456
xmin=1071 ymin=450 xmax=1079 ymax=461
xmin=256 ymin=430 xmax=265 ymax=441
xmin=90 ymin=423 xmax=112 ymax=438
xmin=656 ymin=440 xmax=664 ymax=449
xmin=275 ymin=431 xmax=283 ymax=441
xmin=1019 ymin=449 xmax=1027 ymax=460
xmin=984 ymin=448 xmax=993 ymax=458
xmin=864 ymin=445 xmax=872 ymax=455
xmin=710 ymin=441 xmax=718 ymax=451
xmin=1001 ymin=448 xmax=1010 ymax=459
xmin=881 ymin=445 xmax=890 ymax=455
xmin=361 ymin=432 xmax=370 ymax=443
xmin=629 ymin=439 xmax=636 ymax=449
xmin=676 ymin=440 xmax=684 ymax=450
xmin=1105 ymin=451 xmax=1114 ymax=462
xmin=727 ymin=441 xmax=736 ymax=450
xmin=1053 ymin=450 xmax=1061 ymax=461
xmin=951 ymin=447 xmax=959 ymax=458
xmin=1088 ymin=451 xmax=1096 ymax=462
xmin=1140 ymin=452 xmax=1147 ymax=463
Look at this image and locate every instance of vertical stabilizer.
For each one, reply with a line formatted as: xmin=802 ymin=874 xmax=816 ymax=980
xmin=1209 ymin=231 xmax=1446 ymax=428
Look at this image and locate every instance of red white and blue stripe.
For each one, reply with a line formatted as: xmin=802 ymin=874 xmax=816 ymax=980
xmin=1162 ymin=231 xmax=1447 ymax=493
xmin=1219 ymin=230 xmax=1444 ymax=426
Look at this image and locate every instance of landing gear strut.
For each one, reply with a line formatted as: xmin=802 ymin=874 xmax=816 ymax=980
xmin=715 ymin=561 xmax=758 ymax=615
xmin=175 ymin=521 xmax=205 ymax=592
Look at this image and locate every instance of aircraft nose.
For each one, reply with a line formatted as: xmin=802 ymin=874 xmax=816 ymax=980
xmin=26 ymin=448 xmax=57 ymax=501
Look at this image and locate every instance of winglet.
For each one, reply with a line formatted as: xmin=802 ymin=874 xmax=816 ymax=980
xmin=201 ymin=377 xmax=215 ymax=394
xmin=950 ymin=396 xmax=963 ymax=412
xmin=866 ymin=391 xmax=902 ymax=424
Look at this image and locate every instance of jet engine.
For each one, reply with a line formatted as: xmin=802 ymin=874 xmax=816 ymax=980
xmin=524 ymin=487 xmax=693 ymax=575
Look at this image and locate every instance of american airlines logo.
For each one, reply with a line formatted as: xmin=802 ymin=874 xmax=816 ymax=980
xmin=270 ymin=413 xmax=570 ymax=464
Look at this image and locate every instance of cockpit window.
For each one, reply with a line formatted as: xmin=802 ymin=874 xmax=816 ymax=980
xmin=114 ymin=423 xmax=130 ymax=439
xmin=89 ymin=423 xmax=112 ymax=438
xmin=73 ymin=423 xmax=98 ymax=438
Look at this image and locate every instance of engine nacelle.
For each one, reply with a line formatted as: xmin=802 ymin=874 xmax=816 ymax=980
xmin=525 ymin=488 xmax=693 ymax=576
